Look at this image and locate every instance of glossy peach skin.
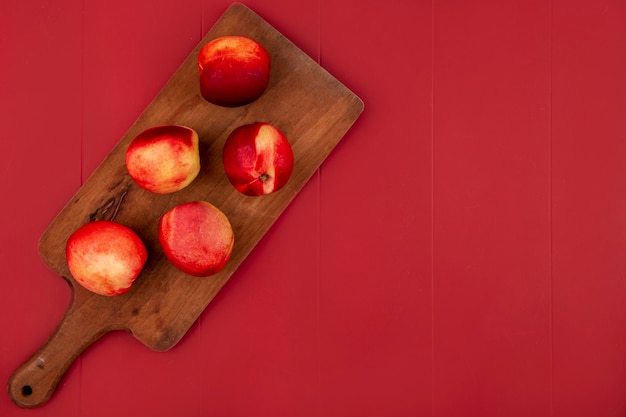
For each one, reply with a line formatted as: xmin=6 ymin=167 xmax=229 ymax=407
xmin=198 ymin=35 xmax=270 ymax=107
xmin=158 ymin=201 xmax=234 ymax=277
xmin=65 ymin=220 xmax=148 ymax=296
xmin=126 ymin=125 xmax=200 ymax=194
xmin=223 ymin=122 xmax=294 ymax=196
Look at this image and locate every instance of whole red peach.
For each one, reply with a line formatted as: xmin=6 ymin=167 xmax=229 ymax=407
xmin=198 ymin=35 xmax=270 ymax=107
xmin=222 ymin=122 xmax=294 ymax=196
xmin=126 ymin=125 xmax=200 ymax=194
xmin=65 ymin=220 xmax=148 ymax=296
xmin=158 ymin=201 xmax=234 ymax=277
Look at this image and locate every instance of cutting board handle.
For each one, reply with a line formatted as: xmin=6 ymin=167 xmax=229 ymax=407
xmin=8 ymin=293 xmax=111 ymax=408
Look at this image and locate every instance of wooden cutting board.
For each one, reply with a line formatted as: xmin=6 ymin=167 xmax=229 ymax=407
xmin=8 ymin=3 xmax=363 ymax=408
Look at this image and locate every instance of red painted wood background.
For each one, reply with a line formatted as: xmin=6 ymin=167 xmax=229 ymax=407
xmin=1 ymin=0 xmax=626 ymax=416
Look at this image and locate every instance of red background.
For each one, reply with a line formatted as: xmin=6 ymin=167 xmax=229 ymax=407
xmin=2 ymin=0 xmax=626 ymax=416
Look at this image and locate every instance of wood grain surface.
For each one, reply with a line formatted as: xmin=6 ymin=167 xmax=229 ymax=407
xmin=7 ymin=3 xmax=363 ymax=408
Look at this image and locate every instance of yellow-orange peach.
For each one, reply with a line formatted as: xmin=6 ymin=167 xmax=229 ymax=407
xmin=65 ymin=220 xmax=148 ymax=296
xmin=126 ymin=125 xmax=200 ymax=194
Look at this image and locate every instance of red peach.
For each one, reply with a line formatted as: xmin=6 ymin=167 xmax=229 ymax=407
xmin=126 ymin=125 xmax=200 ymax=194
xmin=65 ymin=220 xmax=148 ymax=296
xmin=158 ymin=201 xmax=234 ymax=277
xmin=222 ymin=122 xmax=294 ymax=196
xmin=198 ymin=35 xmax=271 ymax=107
